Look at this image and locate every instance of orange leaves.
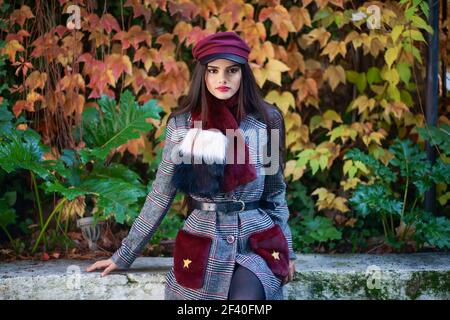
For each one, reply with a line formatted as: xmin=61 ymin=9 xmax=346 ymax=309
xmin=173 ymin=21 xmax=211 ymax=47
xmin=113 ymin=25 xmax=152 ymax=50
xmin=300 ymin=27 xmax=331 ymax=49
xmin=78 ymin=53 xmax=126 ymax=99
xmin=156 ymin=33 xmax=176 ymax=55
xmin=156 ymin=61 xmax=190 ymax=98
xmin=168 ymin=0 xmax=200 ymax=20
xmin=85 ymin=13 xmax=121 ymax=35
xmin=321 ymin=40 xmax=347 ymax=62
xmin=289 ymin=6 xmax=311 ymax=32
xmin=100 ymin=14 xmax=122 ymax=33
xmin=291 ymin=76 xmax=319 ymax=108
xmin=218 ymin=0 xmax=253 ymax=30
xmin=105 ymin=54 xmax=133 ymax=82
xmin=236 ymin=21 xmax=266 ymax=48
xmin=259 ymin=5 xmax=296 ymax=41
xmin=133 ymin=47 xmax=155 ymax=72
xmin=10 ymin=5 xmax=34 ymax=27
xmin=124 ymin=0 xmax=154 ymax=23
xmin=25 ymin=71 xmax=47 ymax=91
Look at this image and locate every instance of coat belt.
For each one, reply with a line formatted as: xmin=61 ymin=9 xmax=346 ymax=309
xmin=192 ymin=199 xmax=277 ymax=213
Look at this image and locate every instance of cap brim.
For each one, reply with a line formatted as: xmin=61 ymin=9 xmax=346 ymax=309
xmin=200 ymin=53 xmax=246 ymax=65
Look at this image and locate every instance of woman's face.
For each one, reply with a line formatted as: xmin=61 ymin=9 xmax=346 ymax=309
xmin=204 ymin=58 xmax=242 ymax=100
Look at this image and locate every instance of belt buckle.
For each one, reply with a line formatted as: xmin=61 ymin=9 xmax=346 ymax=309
xmin=201 ymin=202 xmax=217 ymax=211
xmin=233 ymin=200 xmax=245 ymax=212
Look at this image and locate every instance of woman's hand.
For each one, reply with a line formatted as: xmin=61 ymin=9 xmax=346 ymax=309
xmin=282 ymin=260 xmax=296 ymax=285
xmin=86 ymin=258 xmax=118 ymax=277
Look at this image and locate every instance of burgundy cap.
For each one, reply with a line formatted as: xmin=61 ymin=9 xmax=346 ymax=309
xmin=192 ymin=31 xmax=250 ymax=65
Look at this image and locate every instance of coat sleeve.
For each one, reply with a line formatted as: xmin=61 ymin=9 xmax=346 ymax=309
xmin=111 ymin=116 xmax=180 ymax=269
xmin=260 ymin=108 xmax=297 ymax=261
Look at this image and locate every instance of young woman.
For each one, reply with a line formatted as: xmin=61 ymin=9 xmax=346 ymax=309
xmin=87 ymin=31 xmax=296 ymax=300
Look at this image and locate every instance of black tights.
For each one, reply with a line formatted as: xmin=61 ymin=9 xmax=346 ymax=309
xmin=228 ymin=263 xmax=266 ymax=300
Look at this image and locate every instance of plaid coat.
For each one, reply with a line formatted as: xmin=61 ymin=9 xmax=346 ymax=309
xmin=111 ymin=107 xmax=297 ymax=300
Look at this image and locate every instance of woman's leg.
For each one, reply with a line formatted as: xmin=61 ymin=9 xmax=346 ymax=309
xmin=228 ymin=263 xmax=266 ymax=300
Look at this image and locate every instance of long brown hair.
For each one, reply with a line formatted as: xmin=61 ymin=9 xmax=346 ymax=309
xmin=167 ymin=61 xmax=287 ymax=214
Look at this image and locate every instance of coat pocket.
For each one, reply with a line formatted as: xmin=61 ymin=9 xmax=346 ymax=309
xmin=249 ymin=224 xmax=289 ymax=279
xmin=173 ymin=229 xmax=212 ymax=289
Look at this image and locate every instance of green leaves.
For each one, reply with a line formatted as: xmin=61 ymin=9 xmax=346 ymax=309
xmin=44 ymin=163 xmax=146 ymax=224
xmin=417 ymin=124 xmax=450 ymax=155
xmin=295 ymin=216 xmax=342 ymax=244
xmin=344 ymin=149 xmax=397 ymax=183
xmin=349 ymin=184 xmax=403 ymax=217
xmin=0 ymin=129 xmax=49 ymax=179
xmin=416 ymin=214 xmax=450 ymax=249
xmin=346 ymin=70 xmax=366 ymax=94
xmin=78 ymin=89 xmax=163 ymax=161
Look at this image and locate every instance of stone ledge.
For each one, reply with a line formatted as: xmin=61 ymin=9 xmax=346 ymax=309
xmin=0 ymin=253 xmax=448 ymax=300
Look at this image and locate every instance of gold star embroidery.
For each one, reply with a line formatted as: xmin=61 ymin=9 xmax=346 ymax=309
xmin=183 ymin=258 xmax=192 ymax=269
xmin=271 ymin=251 xmax=280 ymax=260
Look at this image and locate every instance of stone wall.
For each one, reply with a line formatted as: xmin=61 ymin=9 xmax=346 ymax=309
xmin=0 ymin=253 xmax=448 ymax=300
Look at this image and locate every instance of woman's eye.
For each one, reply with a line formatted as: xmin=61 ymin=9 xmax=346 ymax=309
xmin=229 ymin=68 xmax=239 ymax=73
xmin=208 ymin=69 xmax=217 ymax=74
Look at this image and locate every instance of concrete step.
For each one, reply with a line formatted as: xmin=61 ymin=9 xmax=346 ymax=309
xmin=0 ymin=253 xmax=448 ymax=300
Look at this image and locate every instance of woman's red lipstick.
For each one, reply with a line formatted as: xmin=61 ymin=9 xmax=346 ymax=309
xmin=216 ymin=86 xmax=230 ymax=92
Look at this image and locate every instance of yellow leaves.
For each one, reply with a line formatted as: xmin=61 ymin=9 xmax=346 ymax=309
xmin=328 ymin=125 xmax=358 ymax=144
xmin=251 ymin=58 xmax=290 ymax=87
xmin=384 ymin=45 xmax=401 ymax=69
xmin=285 ymin=159 xmax=305 ymax=181
xmin=323 ymin=65 xmax=346 ymax=91
xmin=321 ymin=40 xmax=347 ymax=62
xmin=296 ymin=142 xmax=340 ymax=175
xmin=25 ymin=71 xmax=47 ymax=91
xmin=258 ymin=5 xmax=296 ymax=41
xmin=309 ymin=110 xmax=343 ymax=132
xmin=59 ymin=73 xmax=85 ymax=92
xmin=390 ymin=25 xmax=404 ymax=44
xmin=300 ymin=27 xmax=330 ymax=49
xmin=380 ymin=67 xmax=400 ymax=88
xmin=284 ymin=112 xmax=310 ymax=152
xmin=312 ymin=188 xmax=350 ymax=213
xmin=348 ymin=95 xmax=377 ymax=115
xmin=340 ymin=178 xmax=361 ymax=191
xmin=344 ymin=31 xmax=365 ymax=49
xmin=343 ymin=160 xmax=369 ymax=179
xmin=1 ymin=40 xmax=25 ymax=63
xmin=249 ymin=41 xmax=274 ymax=65
xmin=381 ymin=100 xmax=409 ymax=120
xmin=264 ymin=90 xmax=295 ymax=115
xmin=364 ymin=34 xmax=387 ymax=57
xmin=237 ymin=21 xmax=266 ymax=48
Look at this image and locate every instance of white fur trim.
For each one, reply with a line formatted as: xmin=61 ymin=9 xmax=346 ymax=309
xmin=178 ymin=128 xmax=227 ymax=164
